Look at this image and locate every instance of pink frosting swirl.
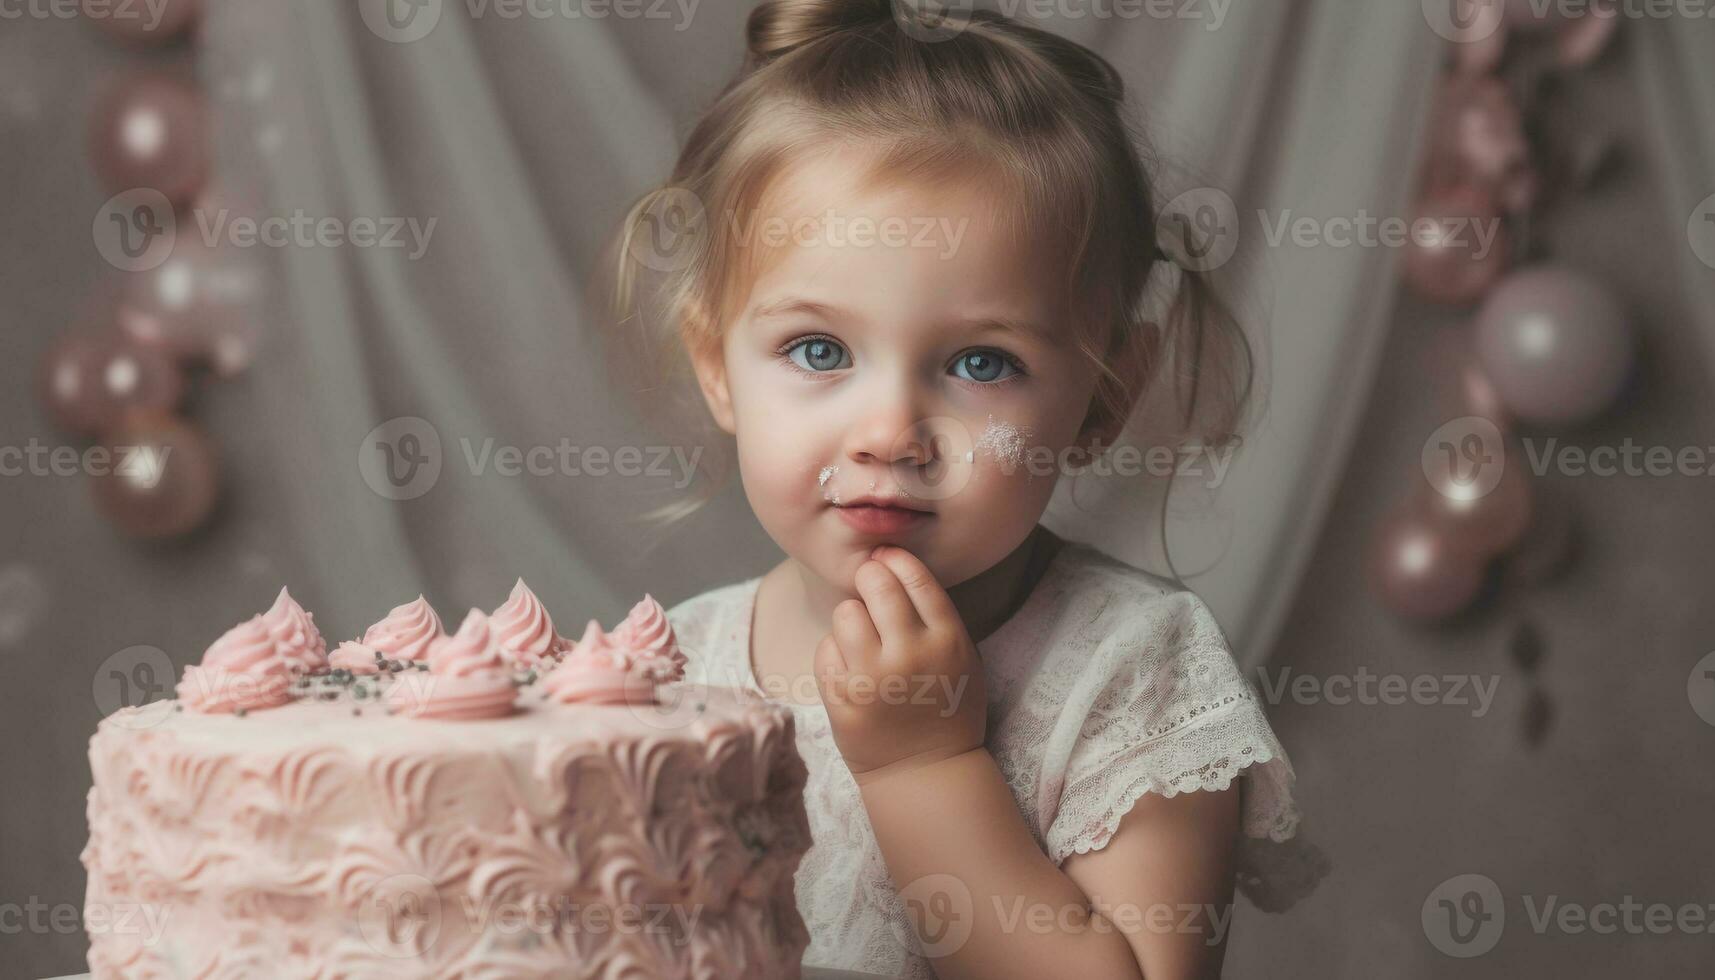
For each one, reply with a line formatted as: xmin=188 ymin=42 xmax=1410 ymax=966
xmin=261 ymin=587 xmax=327 ymax=673
xmin=386 ymin=609 xmax=518 ymax=719
xmin=177 ymin=664 xmax=292 ymax=714
xmin=542 ymin=620 xmax=659 ymax=705
xmin=202 ymin=615 xmax=287 ymax=674
xmin=489 ymin=579 xmax=556 ymax=668
xmin=426 ymin=610 xmax=509 ymax=678
xmin=181 ymin=615 xmax=295 ymax=714
xmin=385 ymin=670 xmax=517 ymax=720
xmin=329 ymin=640 xmax=382 ymax=675
xmin=361 ymin=595 xmax=444 ymax=662
xmin=609 ymin=594 xmax=686 ymax=683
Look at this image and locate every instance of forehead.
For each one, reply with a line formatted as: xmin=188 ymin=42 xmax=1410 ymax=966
xmin=732 ymin=145 xmax=1066 ymax=336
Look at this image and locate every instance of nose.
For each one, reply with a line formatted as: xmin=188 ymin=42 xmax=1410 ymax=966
xmin=842 ymin=375 xmax=933 ymax=468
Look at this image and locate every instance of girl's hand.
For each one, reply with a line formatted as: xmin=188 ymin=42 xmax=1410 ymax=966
xmin=813 ymin=545 xmax=988 ymax=785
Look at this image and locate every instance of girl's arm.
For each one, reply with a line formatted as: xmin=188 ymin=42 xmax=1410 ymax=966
xmin=819 ymin=547 xmax=1239 ymax=980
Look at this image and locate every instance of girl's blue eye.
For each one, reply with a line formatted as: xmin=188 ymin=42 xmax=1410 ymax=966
xmin=785 ymin=337 xmax=851 ymax=372
xmin=951 ymin=349 xmax=1020 ymax=384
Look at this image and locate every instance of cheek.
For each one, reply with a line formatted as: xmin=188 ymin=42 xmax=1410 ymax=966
xmin=730 ymin=383 xmax=830 ymax=531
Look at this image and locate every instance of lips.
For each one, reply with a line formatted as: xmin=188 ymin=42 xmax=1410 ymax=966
xmin=834 ymin=502 xmax=931 ymax=535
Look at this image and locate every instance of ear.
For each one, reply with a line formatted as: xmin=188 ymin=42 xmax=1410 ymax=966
xmin=688 ymin=337 xmax=737 ymax=436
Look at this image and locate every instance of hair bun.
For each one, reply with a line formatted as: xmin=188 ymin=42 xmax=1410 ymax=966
xmin=746 ymin=0 xmax=894 ymax=64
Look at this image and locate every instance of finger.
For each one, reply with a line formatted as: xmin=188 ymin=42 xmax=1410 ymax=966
xmin=812 ymin=633 xmax=846 ymax=680
xmin=812 ymin=634 xmax=851 ymax=708
xmin=868 ymin=546 xmax=959 ymax=631
xmin=853 ymin=558 xmax=924 ymax=642
xmin=830 ymin=597 xmax=882 ymax=670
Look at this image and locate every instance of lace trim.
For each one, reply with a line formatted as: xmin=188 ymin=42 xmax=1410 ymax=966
xmin=1048 ymin=697 xmax=1301 ymax=865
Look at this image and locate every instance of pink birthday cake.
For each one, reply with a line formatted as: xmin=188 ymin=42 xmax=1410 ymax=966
xmin=82 ymin=582 xmax=812 ymax=979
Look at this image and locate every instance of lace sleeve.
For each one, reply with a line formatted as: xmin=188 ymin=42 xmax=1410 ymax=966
xmin=1042 ymin=590 xmax=1300 ymax=865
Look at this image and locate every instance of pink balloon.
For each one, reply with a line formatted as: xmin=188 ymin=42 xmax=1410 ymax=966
xmin=1448 ymin=25 xmax=1506 ymax=76
xmin=121 ymin=232 xmax=262 ymax=376
xmin=37 ymin=331 xmax=184 ymax=437
xmin=1474 ymin=266 xmax=1632 ymax=424
xmin=91 ymin=414 xmax=221 ymax=539
xmin=1425 ymin=75 xmax=1537 ymax=215
xmin=88 ymin=72 xmax=209 ymax=206
xmin=37 ymin=334 xmax=111 ymax=435
xmin=1403 ymin=188 xmax=1511 ymax=306
xmin=1499 ymin=0 xmax=1619 ymax=66
xmin=1370 ymin=506 xmax=1488 ymax=622
xmin=1556 ymin=11 xmax=1618 ymax=67
xmin=1461 ymin=360 xmax=1510 ymax=426
xmin=1422 ymin=451 xmax=1534 ymax=556
xmin=81 ymin=0 xmax=200 ymax=45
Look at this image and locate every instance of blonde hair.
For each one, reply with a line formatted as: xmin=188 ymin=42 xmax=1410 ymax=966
xmin=599 ymin=0 xmax=1253 ymax=533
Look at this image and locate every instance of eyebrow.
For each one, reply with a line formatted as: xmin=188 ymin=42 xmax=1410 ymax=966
xmin=749 ymin=296 xmax=1052 ymax=343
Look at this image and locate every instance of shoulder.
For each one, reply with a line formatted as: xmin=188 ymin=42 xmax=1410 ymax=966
xmin=1036 ymin=541 xmax=1234 ymax=669
xmin=665 ymin=577 xmax=756 ymax=630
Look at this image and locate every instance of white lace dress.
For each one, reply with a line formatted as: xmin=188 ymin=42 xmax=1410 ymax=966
xmin=667 ymin=540 xmax=1301 ymax=980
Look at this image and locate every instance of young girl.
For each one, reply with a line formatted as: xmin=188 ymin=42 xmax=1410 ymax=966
xmin=609 ymin=2 xmax=1302 ymax=977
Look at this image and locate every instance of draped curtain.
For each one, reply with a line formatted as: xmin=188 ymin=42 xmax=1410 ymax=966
xmin=197 ymin=1 xmax=1711 ymax=664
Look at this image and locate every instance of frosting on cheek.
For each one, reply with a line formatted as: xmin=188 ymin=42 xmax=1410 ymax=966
xmin=972 ymin=414 xmax=1035 ymax=469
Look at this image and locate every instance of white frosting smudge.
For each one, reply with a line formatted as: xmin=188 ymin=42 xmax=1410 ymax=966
xmin=818 ymin=464 xmax=841 ymax=505
xmin=974 ymin=415 xmax=1034 ymax=468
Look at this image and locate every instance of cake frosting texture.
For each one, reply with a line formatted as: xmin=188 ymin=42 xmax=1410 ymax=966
xmin=85 ymin=688 xmax=811 ymax=978
xmin=83 ymin=588 xmax=812 ymax=979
